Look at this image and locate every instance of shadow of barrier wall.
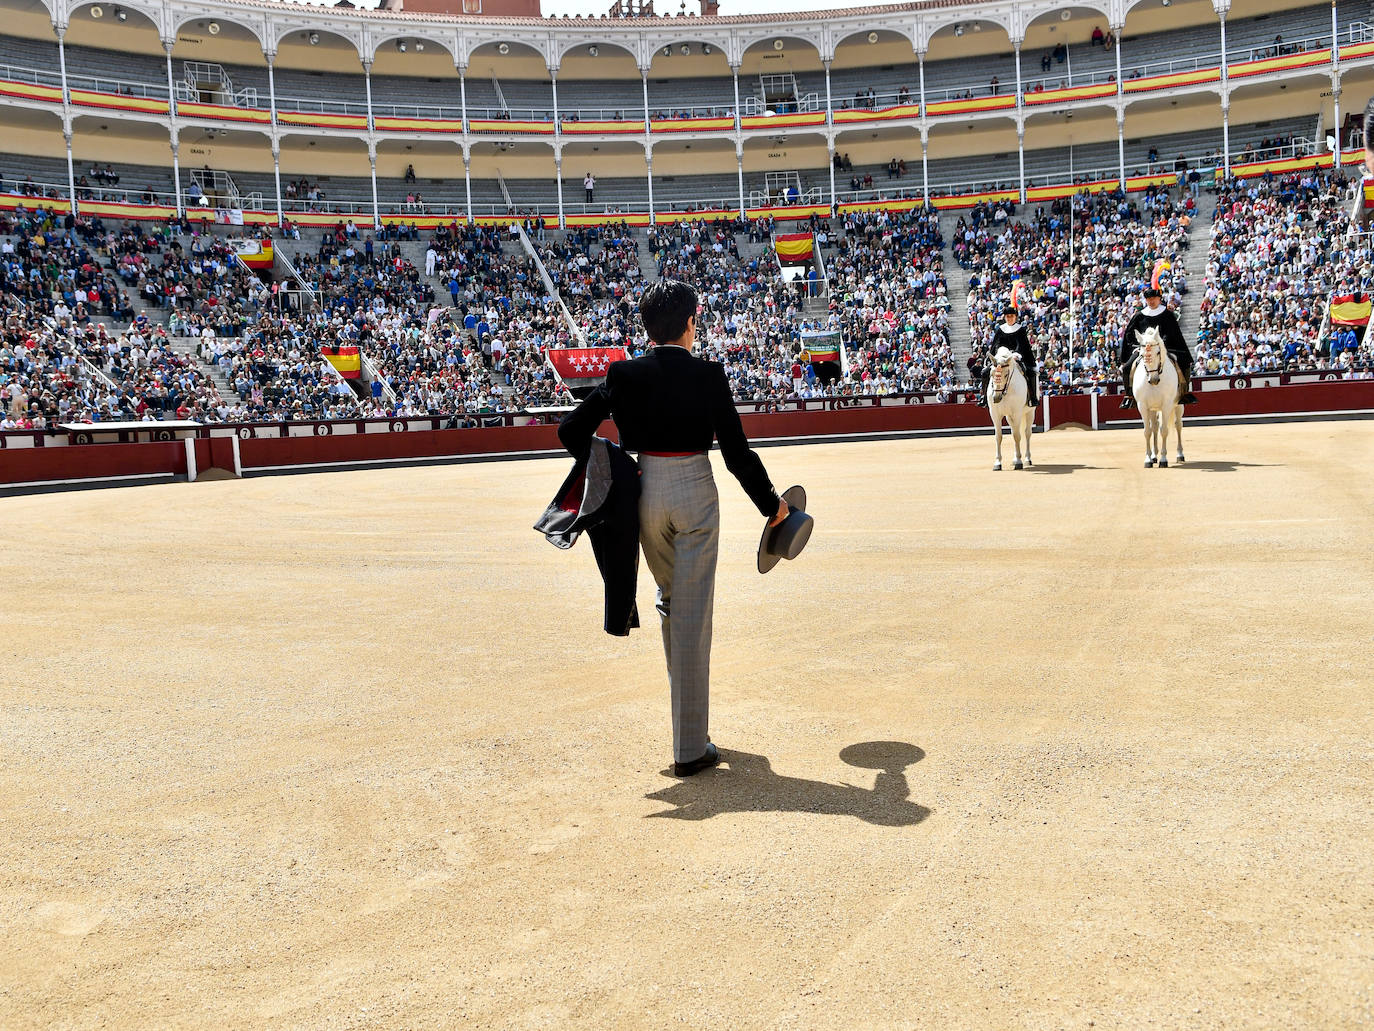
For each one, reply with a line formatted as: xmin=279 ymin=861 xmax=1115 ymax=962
xmin=3 ymin=379 xmax=1372 ymax=493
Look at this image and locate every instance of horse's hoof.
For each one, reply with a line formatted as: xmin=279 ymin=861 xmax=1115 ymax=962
xmin=1025 ymin=458 xmax=1033 ymax=467
xmin=1013 ymin=460 xmax=1023 ymax=470
xmin=1159 ymin=459 xmax=1168 ymax=468
xmin=1177 ymin=454 xmax=1186 ymax=464
xmin=993 ymin=462 xmax=1002 ymax=471
xmin=1144 ymin=458 xmax=1154 ymax=468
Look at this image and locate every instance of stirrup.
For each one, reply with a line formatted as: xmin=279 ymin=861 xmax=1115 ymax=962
xmin=1119 ymin=396 xmax=1135 ymax=409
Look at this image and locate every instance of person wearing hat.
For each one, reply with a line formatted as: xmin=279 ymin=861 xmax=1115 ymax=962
xmin=558 ymin=278 xmax=791 ymax=777
xmin=976 ymin=303 xmax=1038 ymax=408
xmin=1118 ymin=284 xmax=1197 ymax=409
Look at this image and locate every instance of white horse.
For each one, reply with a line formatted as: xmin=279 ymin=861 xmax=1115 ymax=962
xmin=987 ymin=346 xmax=1034 ymax=471
xmin=1131 ymin=326 xmax=1185 ymax=468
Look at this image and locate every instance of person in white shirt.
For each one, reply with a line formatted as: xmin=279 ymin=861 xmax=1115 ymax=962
xmin=584 ymin=173 xmax=595 ymax=203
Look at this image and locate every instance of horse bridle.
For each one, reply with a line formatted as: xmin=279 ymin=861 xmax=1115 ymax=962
xmin=990 ymin=356 xmax=1020 ymax=404
xmin=1142 ymin=341 xmax=1163 ymax=386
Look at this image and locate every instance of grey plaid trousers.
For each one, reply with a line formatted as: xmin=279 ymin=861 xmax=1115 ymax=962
xmin=637 ymin=454 xmax=720 ymax=763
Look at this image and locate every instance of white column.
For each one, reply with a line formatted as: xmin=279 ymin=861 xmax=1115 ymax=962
xmin=550 ymin=68 xmax=560 ymax=135
xmin=272 ymin=141 xmax=283 ymax=228
xmin=1332 ymin=0 xmax=1343 ymax=167
xmin=368 ymin=142 xmax=380 ymax=231
xmin=1333 ymin=84 xmax=1344 ymax=167
xmin=266 ymin=52 xmax=283 ymax=226
xmin=1017 ymin=125 xmax=1026 ymax=204
xmin=555 ymin=150 xmax=565 ymax=228
xmin=1014 ymin=41 xmax=1026 ymax=203
xmin=823 ymin=59 xmax=832 ymax=124
xmin=1220 ymin=12 xmax=1231 ymax=176
xmin=646 ymin=150 xmax=654 ymax=225
xmin=458 ymin=64 xmax=469 ymax=132
xmin=164 ymin=38 xmax=182 ymax=217
xmin=462 ymin=145 xmax=472 ymax=224
xmin=917 ymin=50 xmax=926 ymax=117
xmin=731 ymin=63 xmax=741 ymax=128
xmin=363 ymin=60 xmax=379 ymax=229
xmin=56 ymin=28 xmax=77 ymax=215
xmin=736 ymin=146 xmax=745 ymax=217
xmin=921 ymin=125 xmax=929 ymax=203
xmin=171 ymin=134 xmax=183 ymax=217
xmin=63 ymin=127 xmax=77 ymax=216
xmin=828 ymin=136 xmax=837 ymax=210
xmin=1117 ymin=107 xmax=1127 ymax=189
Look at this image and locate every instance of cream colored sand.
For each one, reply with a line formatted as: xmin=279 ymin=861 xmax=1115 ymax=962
xmin=2 ymin=421 xmax=1371 ymax=1029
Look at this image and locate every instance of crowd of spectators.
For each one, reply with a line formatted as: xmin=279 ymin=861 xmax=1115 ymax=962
xmin=1198 ymin=168 xmax=1373 ymax=374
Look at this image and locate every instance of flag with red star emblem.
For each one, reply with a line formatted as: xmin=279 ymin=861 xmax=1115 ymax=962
xmin=547 ymin=346 xmax=631 ymax=400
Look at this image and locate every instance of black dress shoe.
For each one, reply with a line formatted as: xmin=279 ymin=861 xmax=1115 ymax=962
xmin=1180 ymin=392 xmax=1199 ymax=405
xmin=673 ymin=743 xmax=721 ymax=777
xmin=1119 ymin=396 xmax=1135 ymax=410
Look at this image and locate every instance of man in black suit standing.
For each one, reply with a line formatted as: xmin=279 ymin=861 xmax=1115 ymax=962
xmin=559 ymin=280 xmax=789 ymax=776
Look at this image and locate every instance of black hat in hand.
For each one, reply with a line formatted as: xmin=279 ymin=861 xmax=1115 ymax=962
xmin=758 ymin=485 xmax=814 ymax=574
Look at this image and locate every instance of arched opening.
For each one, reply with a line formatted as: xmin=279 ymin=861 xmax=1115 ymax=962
xmin=273 ymin=29 xmax=367 ymax=124
xmin=276 ymin=133 xmax=373 ymax=218
xmin=468 ymin=139 xmax=556 ymax=216
xmin=556 ymin=41 xmax=640 ymax=125
xmin=831 ymin=125 xmax=922 ymax=203
xmin=926 ymin=117 xmax=1020 ymax=198
xmin=63 ymin=2 xmax=166 ymax=103
xmin=830 ymin=29 xmax=920 ymax=114
xmin=1022 ymin=106 xmax=1120 ymax=188
xmin=562 ymin=139 xmax=647 ymax=215
xmin=374 ymin=137 xmax=465 ymax=217
xmin=369 ymin=37 xmax=464 ymax=121
xmin=739 ymin=36 xmax=824 ymax=118
xmin=645 ymin=39 xmax=734 ymax=122
xmin=171 ymin=18 xmax=269 ymax=117
xmin=649 ymin=138 xmax=734 ymax=213
xmin=742 ymin=131 xmax=827 ymax=207
xmin=1118 ymin=0 xmax=1220 ymax=88
xmin=467 ymin=41 xmax=552 ymax=122
xmin=922 ymin=20 xmax=1015 ymax=108
xmin=1022 ymin=6 xmax=1116 ymax=95
xmin=0 ymin=106 xmax=72 ymax=202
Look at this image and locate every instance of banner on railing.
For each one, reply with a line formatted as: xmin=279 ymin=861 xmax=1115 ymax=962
xmin=232 ymin=237 xmax=272 ymax=268
xmin=322 ymin=345 xmax=361 ymax=379
xmin=1329 ymin=293 xmax=1371 ymax=327
xmin=547 ymin=346 xmax=630 ymax=399
xmin=774 ymin=233 xmax=815 ymax=264
xmin=801 ymin=329 xmax=846 ymax=380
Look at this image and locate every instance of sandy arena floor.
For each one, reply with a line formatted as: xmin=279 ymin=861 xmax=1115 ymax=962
xmin=1 ymin=420 xmax=1371 ymax=1029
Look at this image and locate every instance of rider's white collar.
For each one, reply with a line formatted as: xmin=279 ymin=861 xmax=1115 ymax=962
xmin=998 ymin=322 xmax=1019 ymax=332
xmin=1142 ymin=304 xmax=1165 ymax=316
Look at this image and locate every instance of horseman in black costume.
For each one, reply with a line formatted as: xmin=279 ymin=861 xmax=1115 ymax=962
xmin=976 ymin=302 xmax=1037 ymax=408
xmin=1118 ymin=284 xmax=1198 ymax=409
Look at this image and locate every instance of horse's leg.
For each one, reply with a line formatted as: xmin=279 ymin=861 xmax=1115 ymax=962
xmin=1143 ymin=407 xmax=1155 ymax=467
xmin=1158 ymin=405 xmax=1170 ymax=468
xmin=1175 ymin=407 xmax=1185 ymax=463
xmin=993 ymin=415 xmax=1003 ymax=471
xmin=1022 ymin=407 xmax=1034 ymax=466
xmin=1011 ymin=416 xmax=1023 ymax=470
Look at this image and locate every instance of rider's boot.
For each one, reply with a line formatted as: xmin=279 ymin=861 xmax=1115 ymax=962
xmin=1119 ymin=389 xmax=1135 ymax=410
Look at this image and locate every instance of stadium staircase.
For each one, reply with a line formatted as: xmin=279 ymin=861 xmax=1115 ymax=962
xmin=165 ymin=334 xmax=239 ymax=405
xmin=1176 ymin=200 xmax=1216 ymax=346
xmin=938 ymin=212 xmax=975 ymax=382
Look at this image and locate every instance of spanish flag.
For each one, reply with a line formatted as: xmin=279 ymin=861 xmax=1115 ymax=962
xmin=322 ymin=344 xmax=361 ymax=379
xmin=774 ymin=233 xmax=815 ymax=264
xmin=233 ymin=238 xmax=274 ymax=270
xmin=1329 ymin=293 xmax=1371 ymax=326
xmin=1363 ymin=180 xmax=1374 ymax=209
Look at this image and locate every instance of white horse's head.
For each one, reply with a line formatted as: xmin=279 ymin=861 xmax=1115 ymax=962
xmin=1136 ymin=326 xmax=1165 ymax=384
xmin=990 ymin=346 xmax=1020 ymax=400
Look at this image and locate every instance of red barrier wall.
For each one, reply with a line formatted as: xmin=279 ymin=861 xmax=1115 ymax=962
xmin=4 ymin=380 xmax=1372 ymax=490
xmin=0 ymin=440 xmax=187 ymax=486
xmin=236 ymin=423 xmax=573 ymax=471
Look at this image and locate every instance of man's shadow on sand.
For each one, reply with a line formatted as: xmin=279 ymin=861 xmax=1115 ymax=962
xmin=645 ymin=741 xmax=930 ymax=826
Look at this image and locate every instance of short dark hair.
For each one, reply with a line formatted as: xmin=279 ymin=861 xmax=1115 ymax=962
xmin=639 ymin=279 xmax=697 ymax=344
